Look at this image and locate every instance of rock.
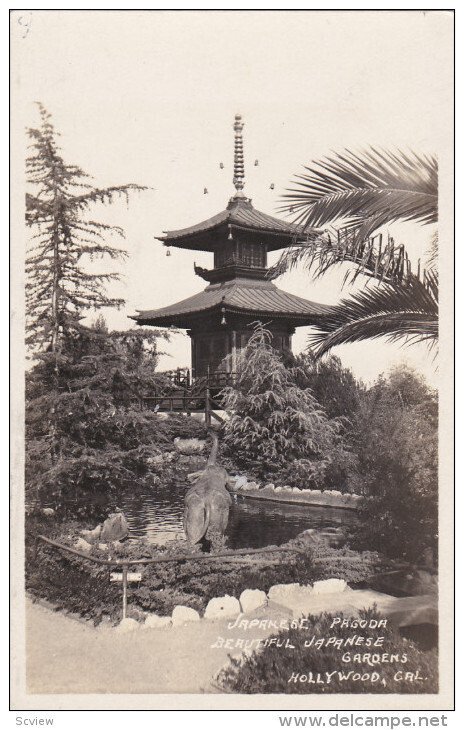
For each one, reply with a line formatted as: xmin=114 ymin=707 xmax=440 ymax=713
xmin=171 ymin=605 xmax=201 ymax=626
xmin=144 ymin=614 xmax=172 ymax=629
xmin=100 ymin=512 xmax=129 ymax=543
xmin=282 ymin=485 xmax=292 ymax=492
xmin=247 ymin=481 xmax=259 ymax=491
xmin=312 ymin=579 xmax=348 ymax=594
xmin=239 ymin=589 xmax=267 ymax=613
xmin=292 ymin=487 xmax=301 ymax=493
xmin=115 ymin=617 xmax=139 ymax=634
xmin=274 ymin=486 xmax=284 ymax=492
xmin=97 ymin=543 xmax=108 ymax=551
xmin=148 ymin=454 xmax=165 ymax=465
xmin=297 ymin=529 xmax=325 ymax=545
xmin=204 ymin=595 xmax=241 ymax=620
xmin=263 ymin=483 xmax=275 ymax=490
xmin=42 ymin=507 xmax=55 ymax=516
xmin=234 ymin=476 xmax=248 ymax=490
xmin=155 ymin=412 xmax=170 ymax=420
xmin=127 ymin=607 xmax=146 ymax=622
xmin=173 ymin=437 xmax=205 ymax=455
xmin=81 ymin=525 xmax=102 ymax=544
xmin=75 ymin=537 xmax=92 ymax=553
xmin=268 ymin=583 xmax=314 ymax=612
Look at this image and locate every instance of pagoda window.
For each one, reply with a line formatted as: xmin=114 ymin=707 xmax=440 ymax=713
xmin=213 ymin=241 xmax=266 ymax=269
xmin=214 ymin=244 xmax=236 ymax=268
xmin=238 ymin=242 xmax=265 ymax=268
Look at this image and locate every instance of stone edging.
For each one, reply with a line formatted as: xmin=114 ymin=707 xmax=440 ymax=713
xmin=233 ymin=482 xmax=363 ymax=510
xmin=116 ymin=578 xmax=353 ymax=633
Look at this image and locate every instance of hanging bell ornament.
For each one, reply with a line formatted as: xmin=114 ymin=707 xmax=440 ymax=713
xmin=203 ymin=187 xmax=208 ymax=194
xmin=270 ymin=183 xmax=275 ymax=190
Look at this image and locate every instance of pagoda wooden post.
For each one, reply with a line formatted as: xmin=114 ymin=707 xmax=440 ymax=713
xmin=231 ymin=330 xmax=237 ymax=373
xmin=205 ymin=382 xmax=212 ymax=427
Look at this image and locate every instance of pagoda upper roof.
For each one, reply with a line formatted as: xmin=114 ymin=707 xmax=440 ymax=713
xmin=132 ymin=277 xmax=331 ymax=328
xmin=158 ymin=196 xmax=318 ymax=253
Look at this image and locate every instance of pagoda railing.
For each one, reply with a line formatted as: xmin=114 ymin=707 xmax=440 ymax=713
xmin=142 ymin=369 xmax=238 ymax=424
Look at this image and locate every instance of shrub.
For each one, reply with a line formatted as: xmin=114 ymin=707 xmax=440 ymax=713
xmin=25 ymin=325 xmax=209 ymax=517
xmin=221 ymin=324 xmax=354 ymax=489
xmin=217 ymin=608 xmax=438 ymax=694
xmin=350 ymin=365 xmax=438 ymax=562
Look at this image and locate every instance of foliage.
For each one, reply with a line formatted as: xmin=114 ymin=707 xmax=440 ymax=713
xmin=291 ymin=353 xmax=366 ymax=421
xmin=220 ymin=324 xmax=355 ymax=489
xmin=25 ymin=325 xmax=174 ymax=515
xmin=350 ymin=365 xmax=438 ymax=562
xmin=307 ymin=276 xmax=438 ymax=357
xmin=280 ymin=147 xmax=437 ymax=243
xmin=26 ymin=103 xmax=145 ymax=354
xmin=273 ymin=146 xmax=438 ymax=356
xmin=26 ymin=517 xmax=380 ymax=624
xmin=217 ymin=608 xmax=438 ymax=694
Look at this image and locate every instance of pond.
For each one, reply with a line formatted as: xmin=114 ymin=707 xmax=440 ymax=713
xmin=120 ymin=485 xmax=359 ymax=549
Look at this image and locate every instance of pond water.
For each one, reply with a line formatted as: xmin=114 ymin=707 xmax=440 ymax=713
xmin=120 ymin=485 xmax=359 ymax=549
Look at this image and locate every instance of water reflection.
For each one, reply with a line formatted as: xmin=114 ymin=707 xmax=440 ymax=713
xmin=120 ymin=486 xmax=358 ymax=549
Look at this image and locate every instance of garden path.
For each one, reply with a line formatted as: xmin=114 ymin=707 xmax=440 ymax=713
xmin=26 ymin=590 xmax=437 ymax=696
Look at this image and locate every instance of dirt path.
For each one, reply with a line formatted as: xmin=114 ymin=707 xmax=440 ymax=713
xmin=26 ymin=589 xmax=437 ymax=695
xmin=26 ymin=599 xmax=283 ymax=694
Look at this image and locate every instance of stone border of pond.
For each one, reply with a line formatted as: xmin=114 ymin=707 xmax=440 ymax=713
xmin=233 ymin=484 xmax=363 ymax=511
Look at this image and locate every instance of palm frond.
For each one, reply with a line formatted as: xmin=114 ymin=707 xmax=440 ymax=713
xmin=425 ymin=230 xmax=438 ymax=272
xmin=309 ymin=276 xmax=438 ymax=358
xmin=281 ymin=147 xmax=438 ymax=241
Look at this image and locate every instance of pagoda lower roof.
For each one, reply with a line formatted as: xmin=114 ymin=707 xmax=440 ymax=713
xmin=132 ymin=278 xmax=331 ymax=328
xmin=158 ymin=196 xmax=318 ymax=252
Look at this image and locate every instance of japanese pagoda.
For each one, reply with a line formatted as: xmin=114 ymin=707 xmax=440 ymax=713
xmin=133 ymin=115 xmax=331 ymax=379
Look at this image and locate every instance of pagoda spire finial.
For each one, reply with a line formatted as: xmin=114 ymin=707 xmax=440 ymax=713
xmin=232 ymin=114 xmax=245 ymax=197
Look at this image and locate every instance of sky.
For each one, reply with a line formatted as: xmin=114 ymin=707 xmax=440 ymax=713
xmin=13 ymin=10 xmax=454 ymax=386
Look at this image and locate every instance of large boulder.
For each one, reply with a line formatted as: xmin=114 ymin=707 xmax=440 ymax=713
xmin=173 ymin=438 xmax=205 ymax=455
xmin=233 ymin=476 xmax=248 ymax=491
xmin=115 ymin=617 xmax=139 ymax=634
xmin=171 ymin=605 xmax=201 ymax=626
xmin=268 ymin=583 xmax=313 ymax=611
xmin=312 ymin=579 xmax=348 ymax=594
xmin=100 ymin=512 xmax=129 ymax=543
xmin=75 ymin=537 xmax=92 ymax=553
xmin=204 ymin=595 xmax=241 ymax=620
xmin=80 ymin=525 xmax=102 ymax=544
xmin=239 ymin=589 xmax=267 ymax=613
xmin=144 ymin=614 xmax=172 ymax=630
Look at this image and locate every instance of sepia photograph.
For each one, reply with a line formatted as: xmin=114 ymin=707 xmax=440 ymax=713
xmin=10 ymin=8 xmax=454 ymax=712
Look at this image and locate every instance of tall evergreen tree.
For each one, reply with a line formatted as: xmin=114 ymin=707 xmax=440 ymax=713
xmin=26 ymin=103 xmax=144 ymax=354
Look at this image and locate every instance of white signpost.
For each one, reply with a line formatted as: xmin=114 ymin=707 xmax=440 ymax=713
xmin=109 ymin=567 xmax=142 ymax=618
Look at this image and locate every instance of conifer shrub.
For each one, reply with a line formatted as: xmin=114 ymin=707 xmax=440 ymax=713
xmin=220 ymin=325 xmax=355 ymax=490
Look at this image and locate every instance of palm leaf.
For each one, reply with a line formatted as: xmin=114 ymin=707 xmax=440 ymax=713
xmin=309 ymin=276 xmax=438 ymax=358
xmin=281 ymin=147 xmax=438 ymax=242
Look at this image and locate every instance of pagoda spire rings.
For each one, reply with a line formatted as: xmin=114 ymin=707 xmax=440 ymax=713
xmin=233 ymin=114 xmax=245 ymax=197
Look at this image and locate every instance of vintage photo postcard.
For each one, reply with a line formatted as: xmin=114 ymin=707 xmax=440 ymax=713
xmin=10 ymin=9 xmax=454 ymax=711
